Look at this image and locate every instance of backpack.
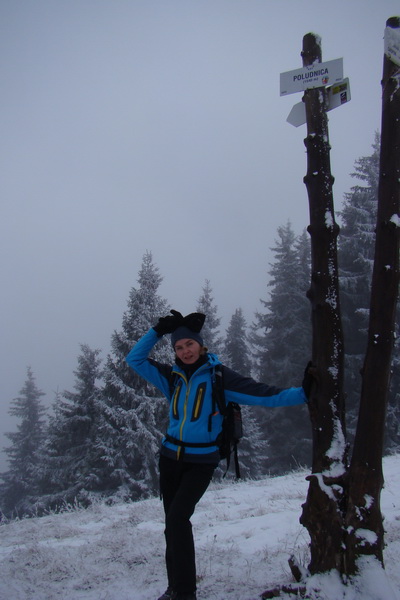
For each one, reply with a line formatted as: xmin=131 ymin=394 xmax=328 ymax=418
xmin=168 ymin=365 xmax=243 ymax=478
xmin=211 ymin=366 xmax=243 ymax=478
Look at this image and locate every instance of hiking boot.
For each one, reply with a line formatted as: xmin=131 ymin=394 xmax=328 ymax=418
xmin=173 ymin=594 xmax=197 ymax=600
xmin=157 ymin=587 xmax=174 ymax=600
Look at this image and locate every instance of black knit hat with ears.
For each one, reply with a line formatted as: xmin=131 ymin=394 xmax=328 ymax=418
xmin=170 ymin=312 xmax=206 ymax=349
xmin=171 ymin=326 xmax=204 ymax=349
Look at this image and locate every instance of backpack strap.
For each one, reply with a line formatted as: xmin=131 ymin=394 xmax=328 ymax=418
xmin=168 ymin=369 xmax=179 ymax=397
xmin=211 ymin=366 xmax=241 ymax=478
xmin=209 ymin=364 xmax=228 ymax=428
xmin=211 ymin=365 xmax=225 ymax=411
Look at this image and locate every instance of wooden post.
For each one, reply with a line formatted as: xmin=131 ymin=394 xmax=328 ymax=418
xmin=345 ymin=16 xmax=400 ymax=572
xmin=299 ymin=33 xmax=347 ymax=574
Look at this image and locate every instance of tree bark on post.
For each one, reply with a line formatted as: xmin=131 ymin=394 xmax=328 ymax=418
xmin=344 ymin=16 xmax=400 ymax=573
xmin=299 ymin=33 xmax=347 ymax=574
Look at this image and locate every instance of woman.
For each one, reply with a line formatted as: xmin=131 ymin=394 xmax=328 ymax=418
xmin=126 ymin=311 xmax=312 ymax=600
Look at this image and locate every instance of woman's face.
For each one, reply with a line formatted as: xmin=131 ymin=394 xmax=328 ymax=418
xmin=174 ymin=338 xmax=202 ymax=364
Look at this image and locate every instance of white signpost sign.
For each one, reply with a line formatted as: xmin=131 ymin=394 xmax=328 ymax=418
xmin=280 ymin=58 xmax=343 ymax=96
xmin=286 ymin=78 xmax=351 ymax=127
xmin=384 ymin=26 xmax=400 ymax=66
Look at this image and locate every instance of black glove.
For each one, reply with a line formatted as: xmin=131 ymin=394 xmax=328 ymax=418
xmin=302 ymin=361 xmax=317 ymax=401
xmin=153 ymin=310 xmax=183 ymax=336
xmin=182 ymin=312 xmax=206 ymax=332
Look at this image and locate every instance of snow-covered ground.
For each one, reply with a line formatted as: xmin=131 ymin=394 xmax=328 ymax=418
xmin=1 ymin=455 xmax=399 ymax=600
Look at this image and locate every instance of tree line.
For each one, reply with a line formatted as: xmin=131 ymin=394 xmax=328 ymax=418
xmin=1 ymin=135 xmax=399 ymax=519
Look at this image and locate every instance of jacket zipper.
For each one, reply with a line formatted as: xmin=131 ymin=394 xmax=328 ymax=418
xmin=193 ymin=387 xmax=204 ymax=419
xmin=177 ymin=377 xmax=190 ymax=460
xmin=175 ymin=363 xmax=208 ymax=460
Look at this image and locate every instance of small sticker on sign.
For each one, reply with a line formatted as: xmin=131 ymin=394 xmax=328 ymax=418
xmin=286 ymin=78 xmax=351 ymax=127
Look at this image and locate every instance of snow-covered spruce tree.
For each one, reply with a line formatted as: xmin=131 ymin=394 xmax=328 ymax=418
xmin=251 ymin=222 xmax=311 ymax=474
xmin=221 ymin=308 xmax=269 ymax=480
xmin=36 ymin=345 xmax=104 ymax=512
xmin=0 ymin=368 xmax=46 ymax=519
xmin=196 ymin=279 xmax=224 ymax=357
xmin=98 ymin=251 xmax=173 ymax=501
xmin=338 ymin=133 xmax=380 ymax=443
xmin=252 ymin=222 xmax=311 ymax=384
xmin=224 ymin=308 xmax=251 ymax=375
xmin=339 ymin=135 xmax=400 ymax=456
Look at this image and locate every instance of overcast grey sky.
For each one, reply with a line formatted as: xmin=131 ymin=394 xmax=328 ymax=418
xmin=1 ymin=0 xmax=399 ymax=471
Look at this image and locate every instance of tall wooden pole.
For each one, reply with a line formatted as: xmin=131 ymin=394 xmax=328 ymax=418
xmin=299 ymin=33 xmax=347 ymax=574
xmin=345 ymin=16 xmax=400 ymax=572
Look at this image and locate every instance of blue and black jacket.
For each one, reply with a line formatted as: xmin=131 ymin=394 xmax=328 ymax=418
xmin=126 ymin=328 xmax=307 ymax=464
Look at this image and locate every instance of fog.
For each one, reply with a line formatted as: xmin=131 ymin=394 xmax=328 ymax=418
xmin=1 ymin=0 xmax=398 ymax=471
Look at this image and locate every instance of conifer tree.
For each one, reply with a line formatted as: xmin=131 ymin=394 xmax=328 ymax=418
xmin=98 ymin=251 xmax=173 ymax=500
xmin=338 ymin=133 xmax=400 ymax=453
xmin=338 ymin=133 xmax=380 ymax=440
xmin=251 ymin=222 xmax=311 ymax=474
xmin=107 ymin=250 xmax=172 ymax=403
xmin=224 ymin=308 xmax=251 ymax=375
xmin=36 ymin=345 xmax=104 ymax=511
xmin=252 ymin=221 xmax=311 ymax=384
xmin=0 ymin=368 xmax=46 ymax=518
xmin=196 ymin=279 xmax=223 ymax=356
xmin=222 ymin=308 xmax=269 ymax=480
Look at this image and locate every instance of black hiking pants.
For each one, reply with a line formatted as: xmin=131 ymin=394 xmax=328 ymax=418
xmin=159 ymin=454 xmax=216 ymax=595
